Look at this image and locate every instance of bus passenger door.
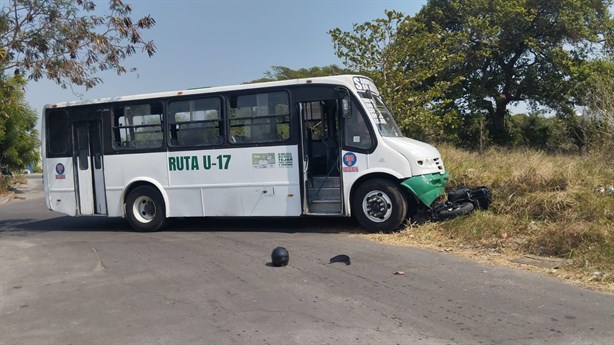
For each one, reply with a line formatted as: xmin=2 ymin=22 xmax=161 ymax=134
xmin=73 ymin=120 xmax=107 ymax=215
xmin=299 ymin=99 xmax=342 ymax=215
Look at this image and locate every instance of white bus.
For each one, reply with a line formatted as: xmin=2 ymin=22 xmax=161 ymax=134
xmin=42 ymin=75 xmax=449 ymax=232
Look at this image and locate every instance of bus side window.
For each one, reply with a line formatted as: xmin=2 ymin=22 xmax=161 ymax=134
xmin=168 ymin=97 xmax=223 ymax=147
xmin=112 ymin=102 xmax=164 ymax=150
xmin=343 ymin=101 xmax=373 ymax=151
xmin=229 ymin=91 xmax=290 ymax=144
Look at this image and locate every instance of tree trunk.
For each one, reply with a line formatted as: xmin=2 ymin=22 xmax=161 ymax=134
xmin=490 ymin=100 xmax=508 ymax=145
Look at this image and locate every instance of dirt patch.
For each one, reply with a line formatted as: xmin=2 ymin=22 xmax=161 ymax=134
xmin=510 ymin=255 xmax=570 ymax=269
xmin=359 ymin=232 xmax=614 ymax=294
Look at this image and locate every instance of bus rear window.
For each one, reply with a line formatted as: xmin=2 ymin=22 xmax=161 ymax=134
xmin=46 ymin=109 xmax=71 ymax=157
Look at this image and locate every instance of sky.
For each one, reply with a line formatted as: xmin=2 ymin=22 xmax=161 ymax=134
xmin=25 ymin=0 xmax=427 ymax=124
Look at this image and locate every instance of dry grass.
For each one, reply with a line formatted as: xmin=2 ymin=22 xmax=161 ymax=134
xmin=0 ymin=174 xmax=27 ymax=195
xmin=363 ymin=144 xmax=614 ymax=292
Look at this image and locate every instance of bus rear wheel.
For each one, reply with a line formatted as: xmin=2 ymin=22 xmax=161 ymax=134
xmin=126 ymin=186 xmax=166 ymax=232
xmin=352 ymin=178 xmax=408 ymax=233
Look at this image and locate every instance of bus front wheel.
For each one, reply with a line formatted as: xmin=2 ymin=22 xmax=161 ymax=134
xmin=126 ymin=186 xmax=166 ymax=232
xmin=352 ymin=179 xmax=408 ymax=233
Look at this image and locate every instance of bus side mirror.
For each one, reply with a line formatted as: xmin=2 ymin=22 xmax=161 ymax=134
xmin=341 ymin=97 xmax=351 ymax=119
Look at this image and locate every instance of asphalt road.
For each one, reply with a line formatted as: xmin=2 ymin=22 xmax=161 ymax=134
xmin=1 ymin=175 xmax=613 ymax=345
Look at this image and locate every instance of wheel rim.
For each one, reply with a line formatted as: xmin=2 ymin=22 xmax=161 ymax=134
xmin=132 ymin=195 xmax=156 ymax=224
xmin=362 ymin=190 xmax=393 ymax=223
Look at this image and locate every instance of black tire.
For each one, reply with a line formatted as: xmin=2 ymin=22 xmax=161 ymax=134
xmin=125 ymin=185 xmax=166 ymax=232
xmin=436 ymin=201 xmax=474 ymax=220
xmin=352 ymin=178 xmax=408 ymax=233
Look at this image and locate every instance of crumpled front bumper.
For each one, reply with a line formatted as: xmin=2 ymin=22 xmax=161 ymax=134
xmin=400 ymin=171 xmax=450 ymax=207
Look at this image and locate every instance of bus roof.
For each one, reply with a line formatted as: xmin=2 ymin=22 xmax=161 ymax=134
xmin=44 ymin=74 xmax=373 ymax=110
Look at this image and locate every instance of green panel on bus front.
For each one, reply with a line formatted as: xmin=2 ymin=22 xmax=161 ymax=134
xmin=401 ymin=171 xmax=449 ymax=207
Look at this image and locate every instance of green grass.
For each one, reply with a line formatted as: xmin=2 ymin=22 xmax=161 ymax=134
xmin=367 ymin=144 xmax=614 ymax=289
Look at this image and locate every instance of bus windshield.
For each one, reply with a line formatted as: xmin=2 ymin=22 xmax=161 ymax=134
xmin=358 ymin=92 xmax=402 ymax=137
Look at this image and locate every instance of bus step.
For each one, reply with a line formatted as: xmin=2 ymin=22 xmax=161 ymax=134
xmin=310 ymin=176 xmax=340 ymax=188
xmin=308 ymin=187 xmax=340 ymax=200
xmin=310 ymin=199 xmax=341 ymax=204
xmin=309 ymin=199 xmax=342 ymax=214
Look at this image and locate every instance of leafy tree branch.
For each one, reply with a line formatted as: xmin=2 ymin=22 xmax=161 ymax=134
xmin=0 ymin=0 xmax=156 ymax=89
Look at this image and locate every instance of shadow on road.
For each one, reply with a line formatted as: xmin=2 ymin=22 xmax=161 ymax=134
xmin=0 ymin=215 xmax=365 ymax=237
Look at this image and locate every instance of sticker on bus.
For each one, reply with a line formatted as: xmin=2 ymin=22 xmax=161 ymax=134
xmin=342 ymin=152 xmax=358 ymax=172
xmin=55 ymin=163 xmax=66 ymax=179
xmin=252 ymin=153 xmax=276 ymax=168
xmin=277 ymin=153 xmax=293 ymax=168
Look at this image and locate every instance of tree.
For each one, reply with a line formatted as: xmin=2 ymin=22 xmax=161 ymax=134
xmin=416 ymin=0 xmax=614 ymax=144
xmin=0 ymin=0 xmax=156 ymax=89
xmin=580 ymin=59 xmax=614 ymax=127
xmin=247 ymin=65 xmax=353 ymax=83
xmin=329 ymin=11 xmax=464 ymax=141
xmin=0 ymin=75 xmax=39 ymax=177
xmin=573 ymin=58 xmax=614 ymax=152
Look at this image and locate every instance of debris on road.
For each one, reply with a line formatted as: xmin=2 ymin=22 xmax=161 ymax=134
xmin=271 ymin=247 xmax=289 ymax=267
xmin=329 ymin=254 xmax=351 ymax=265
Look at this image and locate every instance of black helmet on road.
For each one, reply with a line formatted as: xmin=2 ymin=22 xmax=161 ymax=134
xmin=271 ymin=247 xmax=289 ymax=267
